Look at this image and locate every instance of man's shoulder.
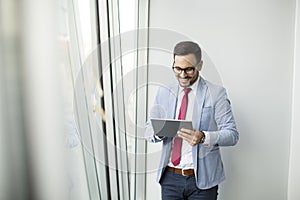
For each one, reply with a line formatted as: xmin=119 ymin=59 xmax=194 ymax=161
xmin=157 ymin=82 xmax=178 ymax=94
xmin=200 ymin=78 xmax=226 ymax=99
xmin=200 ymin=78 xmax=224 ymax=91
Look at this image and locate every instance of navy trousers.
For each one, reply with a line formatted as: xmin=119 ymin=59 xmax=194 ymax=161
xmin=160 ymin=170 xmax=218 ymax=200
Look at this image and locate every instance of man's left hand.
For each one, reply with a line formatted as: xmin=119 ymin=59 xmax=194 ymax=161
xmin=177 ymin=128 xmax=204 ymax=146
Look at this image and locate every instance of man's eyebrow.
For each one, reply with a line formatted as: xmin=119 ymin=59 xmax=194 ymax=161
xmin=173 ymin=65 xmax=195 ymax=68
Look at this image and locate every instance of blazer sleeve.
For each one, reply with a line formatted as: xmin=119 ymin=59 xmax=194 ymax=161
xmin=144 ymin=87 xmax=165 ymax=143
xmin=206 ymin=87 xmax=239 ymax=146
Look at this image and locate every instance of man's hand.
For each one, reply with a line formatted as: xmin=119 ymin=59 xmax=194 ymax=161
xmin=177 ymin=128 xmax=205 ymax=146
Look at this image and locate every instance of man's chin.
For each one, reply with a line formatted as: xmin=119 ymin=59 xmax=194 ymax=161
xmin=179 ymin=81 xmax=190 ymax=87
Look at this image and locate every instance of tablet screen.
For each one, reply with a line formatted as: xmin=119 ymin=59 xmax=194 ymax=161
xmin=150 ymin=118 xmax=193 ymax=137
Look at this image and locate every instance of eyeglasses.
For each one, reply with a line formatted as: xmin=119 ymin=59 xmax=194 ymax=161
xmin=172 ymin=66 xmax=195 ymax=75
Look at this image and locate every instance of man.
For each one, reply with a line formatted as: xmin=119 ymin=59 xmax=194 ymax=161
xmin=145 ymin=41 xmax=239 ymax=200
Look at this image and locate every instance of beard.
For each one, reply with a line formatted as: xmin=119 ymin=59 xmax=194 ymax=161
xmin=177 ymin=72 xmax=199 ymax=87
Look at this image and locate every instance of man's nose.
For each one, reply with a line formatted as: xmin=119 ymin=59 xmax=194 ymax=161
xmin=179 ymin=69 xmax=187 ymax=75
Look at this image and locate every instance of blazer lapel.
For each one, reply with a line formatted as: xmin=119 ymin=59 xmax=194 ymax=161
xmin=192 ymin=77 xmax=207 ymax=129
xmin=192 ymin=77 xmax=207 ymax=173
xmin=167 ymin=84 xmax=179 ymax=119
xmin=163 ymin=84 xmax=178 ymax=157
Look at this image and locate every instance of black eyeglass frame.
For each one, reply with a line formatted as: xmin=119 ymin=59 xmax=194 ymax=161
xmin=172 ymin=66 xmax=196 ymax=74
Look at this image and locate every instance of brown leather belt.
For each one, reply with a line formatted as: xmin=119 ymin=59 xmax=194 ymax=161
xmin=167 ymin=166 xmax=195 ymax=176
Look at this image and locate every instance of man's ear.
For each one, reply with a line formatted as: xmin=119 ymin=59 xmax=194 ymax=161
xmin=197 ymin=60 xmax=203 ymax=71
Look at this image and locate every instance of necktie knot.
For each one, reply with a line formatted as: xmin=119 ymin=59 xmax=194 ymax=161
xmin=184 ymin=87 xmax=191 ymax=95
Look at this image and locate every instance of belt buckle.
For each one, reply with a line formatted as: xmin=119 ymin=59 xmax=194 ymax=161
xmin=181 ymin=168 xmax=188 ymax=176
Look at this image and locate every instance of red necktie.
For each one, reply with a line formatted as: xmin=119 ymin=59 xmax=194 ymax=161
xmin=171 ymin=87 xmax=191 ymax=166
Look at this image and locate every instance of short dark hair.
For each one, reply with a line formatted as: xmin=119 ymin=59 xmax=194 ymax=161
xmin=173 ymin=41 xmax=202 ymax=65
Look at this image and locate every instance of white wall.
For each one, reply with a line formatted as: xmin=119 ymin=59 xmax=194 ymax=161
xmin=147 ymin=0 xmax=297 ymax=199
xmin=288 ymin=0 xmax=300 ymax=199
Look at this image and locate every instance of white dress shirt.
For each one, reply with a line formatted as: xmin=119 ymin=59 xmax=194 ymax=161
xmin=167 ymin=77 xmax=210 ymax=169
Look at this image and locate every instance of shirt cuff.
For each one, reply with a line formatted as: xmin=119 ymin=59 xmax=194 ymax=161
xmin=202 ymin=131 xmax=210 ymax=145
xmin=155 ymin=135 xmax=165 ymax=140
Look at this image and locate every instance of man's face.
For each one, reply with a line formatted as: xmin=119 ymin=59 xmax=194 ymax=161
xmin=173 ymin=54 xmax=202 ymax=87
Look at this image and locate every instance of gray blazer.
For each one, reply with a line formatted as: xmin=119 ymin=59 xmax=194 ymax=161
xmin=145 ymin=76 xmax=239 ymax=189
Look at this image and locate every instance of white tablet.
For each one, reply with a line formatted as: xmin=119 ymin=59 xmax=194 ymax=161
xmin=150 ymin=118 xmax=193 ymax=137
